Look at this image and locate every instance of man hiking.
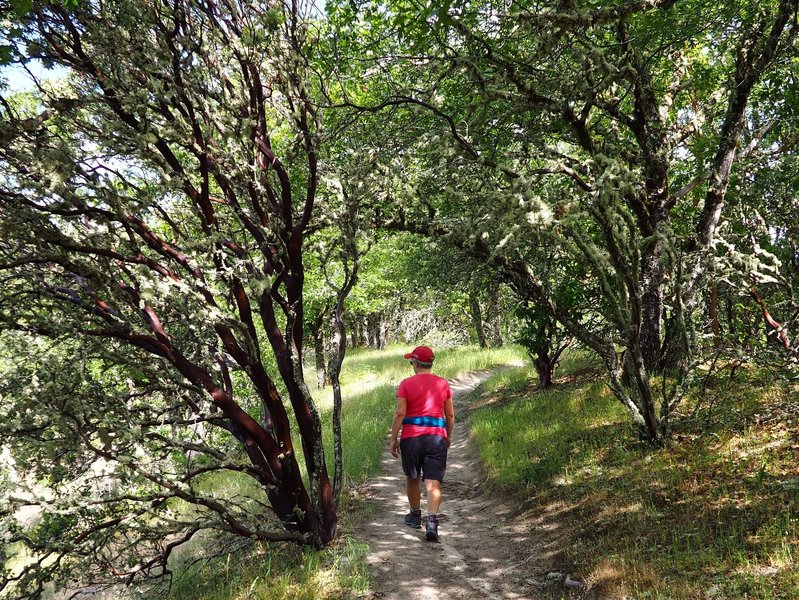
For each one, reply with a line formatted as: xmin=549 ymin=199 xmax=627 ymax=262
xmin=390 ymin=345 xmax=455 ymax=542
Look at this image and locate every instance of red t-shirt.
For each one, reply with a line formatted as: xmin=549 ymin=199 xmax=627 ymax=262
xmin=397 ymin=373 xmax=452 ymax=439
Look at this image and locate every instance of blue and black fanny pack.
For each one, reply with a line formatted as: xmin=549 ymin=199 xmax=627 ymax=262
xmin=402 ymin=416 xmax=446 ymax=428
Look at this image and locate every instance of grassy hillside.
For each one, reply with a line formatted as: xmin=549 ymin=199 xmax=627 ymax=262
xmin=468 ymin=353 xmax=799 ymax=599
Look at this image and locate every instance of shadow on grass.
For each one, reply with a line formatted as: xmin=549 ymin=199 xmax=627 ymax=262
xmin=164 ymin=533 xmax=371 ymax=600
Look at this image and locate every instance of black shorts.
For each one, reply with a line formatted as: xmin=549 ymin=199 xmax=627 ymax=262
xmin=400 ymin=435 xmax=448 ymax=482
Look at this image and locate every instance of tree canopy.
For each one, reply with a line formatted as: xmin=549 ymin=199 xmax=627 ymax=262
xmin=325 ymin=0 xmax=799 ymax=442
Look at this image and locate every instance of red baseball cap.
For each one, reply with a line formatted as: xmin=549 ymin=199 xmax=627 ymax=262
xmin=404 ymin=346 xmax=434 ymax=363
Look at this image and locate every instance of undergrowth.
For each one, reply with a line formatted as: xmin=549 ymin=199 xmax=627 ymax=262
xmin=468 ymin=352 xmax=799 ymax=599
xmin=163 ymin=535 xmax=370 ymax=600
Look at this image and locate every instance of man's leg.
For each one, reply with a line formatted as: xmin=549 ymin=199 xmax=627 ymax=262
xmin=404 ymin=476 xmax=422 ymax=528
xmin=424 ymin=479 xmax=442 ymax=541
xmin=407 ymin=476 xmax=421 ymax=508
xmin=422 ymin=436 xmax=447 ymax=541
xmin=424 ymin=478 xmax=442 ymax=514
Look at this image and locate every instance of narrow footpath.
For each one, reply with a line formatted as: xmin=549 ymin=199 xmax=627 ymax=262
xmin=352 ymin=370 xmax=584 ymax=600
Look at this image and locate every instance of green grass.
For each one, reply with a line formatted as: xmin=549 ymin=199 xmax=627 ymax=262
xmin=165 ymin=534 xmax=371 ymax=600
xmin=466 ymin=353 xmax=799 ymax=599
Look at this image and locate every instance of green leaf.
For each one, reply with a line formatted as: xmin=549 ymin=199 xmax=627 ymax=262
xmin=11 ymin=0 xmax=33 ymax=16
xmin=0 ymin=45 xmax=15 ymax=66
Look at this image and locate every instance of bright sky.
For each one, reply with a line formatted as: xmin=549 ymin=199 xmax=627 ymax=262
xmin=0 ymin=60 xmax=69 ymax=92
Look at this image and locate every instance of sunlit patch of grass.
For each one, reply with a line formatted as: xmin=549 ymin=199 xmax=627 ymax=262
xmin=469 ymin=353 xmax=626 ymax=490
xmin=311 ymin=344 xmax=528 ymax=408
xmin=467 ymin=355 xmax=799 ymax=599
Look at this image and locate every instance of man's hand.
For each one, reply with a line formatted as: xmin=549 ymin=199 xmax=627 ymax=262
xmin=390 ymin=437 xmax=400 ymax=458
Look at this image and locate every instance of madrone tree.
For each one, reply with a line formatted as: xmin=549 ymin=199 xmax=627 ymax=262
xmin=0 ymin=0 xmax=349 ymax=595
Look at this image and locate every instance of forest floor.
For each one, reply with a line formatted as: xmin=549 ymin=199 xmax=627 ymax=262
xmin=351 ymin=370 xmax=590 ymax=600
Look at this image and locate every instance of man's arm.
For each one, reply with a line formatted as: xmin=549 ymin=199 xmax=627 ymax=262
xmin=390 ymin=396 xmax=407 ymax=457
xmin=444 ymin=396 xmax=455 ymax=448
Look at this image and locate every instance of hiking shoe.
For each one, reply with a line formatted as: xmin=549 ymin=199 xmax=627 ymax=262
xmin=404 ymin=510 xmax=421 ymax=529
xmin=425 ymin=519 xmax=439 ymax=542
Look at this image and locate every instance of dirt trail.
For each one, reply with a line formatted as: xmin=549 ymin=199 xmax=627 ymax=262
xmin=352 ymin=370 xmax=581 ymax=600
